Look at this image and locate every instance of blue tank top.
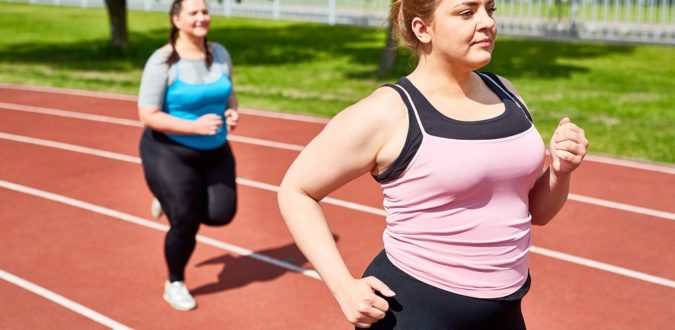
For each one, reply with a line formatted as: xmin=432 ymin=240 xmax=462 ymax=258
xmin=164 ymin=63 xmax=232 ymax=150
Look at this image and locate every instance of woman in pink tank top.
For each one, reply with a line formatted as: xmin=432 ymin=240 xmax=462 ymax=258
xmin=278 ymin=0 xmax=589 ymax=328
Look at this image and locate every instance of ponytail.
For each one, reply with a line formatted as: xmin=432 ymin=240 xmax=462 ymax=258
xmin=167 ymin=25 xmax=180 ymax=67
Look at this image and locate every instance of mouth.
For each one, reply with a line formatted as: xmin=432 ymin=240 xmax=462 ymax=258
xmin=473 ymin=38 xmax=492 ymax=45
xmin=472 ymin=38 xmax=492 ymax=47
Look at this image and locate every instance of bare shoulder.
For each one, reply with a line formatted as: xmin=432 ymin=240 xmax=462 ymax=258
xmin=335 ymin=85 xmax=405 ymax=128
xmin=488 ymin=73 xmax=532 ymax=109
xmin=492 ymin=73 xmax=521 ymax=96
xmin=311 ymin=85 xmax=407 ymax=159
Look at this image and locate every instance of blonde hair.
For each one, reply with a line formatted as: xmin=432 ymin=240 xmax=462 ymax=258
xmin=389 ymin=0 xmax=443 ymax=54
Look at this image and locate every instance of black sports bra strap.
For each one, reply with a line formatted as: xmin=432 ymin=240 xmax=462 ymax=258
xmin=478 ymin=72 xmax=533 ymax=123
xmin=374 ymin=83 xmax=424 ymax=183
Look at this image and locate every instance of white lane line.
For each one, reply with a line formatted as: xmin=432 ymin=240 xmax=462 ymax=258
xmin=1 ymin=131 xmax=671 ymax=222
xmin=582 ymin=154 xmax=675 ymax=175
xmin=229 ymin=135 xmax=304 ymax=152
xmin=236 ymin=178 xmax=388 ymax=216
xmin=569 ymin=194 xmax=675 ymax=221
xmin=1 ymin=133 xmax=674 ymax=289
xmin=0 ymin=269 xmax=133 ymax=330
xmin=0 ymin=83 xmax=138 ymax=101
xmin=0 ymin=132 xmax=142 ymax=164
xmin=0 ymin=179 xmax=320 ymax=280
xmin=529 ymin=246 xmax=675 ymax=289
xmin=0 ymin=102 xmax=306 ymax=152
xmin=2 ymin=87 xmax=674 ymax=173
xmin=236 ymin=107 xmax=329 ymax=124
xmin=0 ymin=86 xmax=329 ymax=124
xmin=0 ymin=102 xmax=143 ymax=127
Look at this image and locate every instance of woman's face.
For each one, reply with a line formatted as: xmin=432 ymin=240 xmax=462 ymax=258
xmin=173 ymin=0 xmax=211 ymax=38
xmin=425 ymin=0 xmax=498 ymax=69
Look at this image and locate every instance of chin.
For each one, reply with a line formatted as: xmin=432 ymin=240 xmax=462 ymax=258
xmin=192 ymin=28 xmax=210 ymax=37
xmin=471 ymin=55 xmax=492 ymax=69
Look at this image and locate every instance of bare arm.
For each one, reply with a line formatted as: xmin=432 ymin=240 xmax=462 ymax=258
xmin=529 ymin=117 xmax=588 ymax=225
xmin=138 ymin=106 xmax=223 ymax=136
xmin=224 ymin=89 xmax=239 ymax=131
xmin=498 ymin=76 xmax=589 ymax=226
xmin=278 ymin=89 xmax=402 ymax=328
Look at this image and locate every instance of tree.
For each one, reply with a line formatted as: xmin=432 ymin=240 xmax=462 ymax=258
xmin=377 ymin=20 xmax=398 ymax=78
xmin=377 ymin=0 xmax=400 ymax=78
xmin=104 ymin=0 xmax=128 ymax=48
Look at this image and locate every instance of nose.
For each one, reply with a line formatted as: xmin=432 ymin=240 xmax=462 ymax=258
xmin=476 ymin=8 xmax=496 ymax=30
xmin=196 ymin=12 xmax=209 ymax=21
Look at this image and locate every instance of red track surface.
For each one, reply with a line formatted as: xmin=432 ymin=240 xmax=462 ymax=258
xmin=0 ymin=85 xmax=673 ymax=329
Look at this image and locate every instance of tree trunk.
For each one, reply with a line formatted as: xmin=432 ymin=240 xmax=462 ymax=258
xmin=377 ymin=21 xmax=398 ymax=78
xmin=104 ymin=0 xmax=128 ymax=48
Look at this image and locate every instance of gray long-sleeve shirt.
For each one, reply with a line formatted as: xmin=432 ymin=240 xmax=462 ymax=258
xmin=138 ymin=42 xmax=232 ymax=108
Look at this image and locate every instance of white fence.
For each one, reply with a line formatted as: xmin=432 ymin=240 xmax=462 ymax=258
xmin=18 ymin=0 xmax=675 ymax=44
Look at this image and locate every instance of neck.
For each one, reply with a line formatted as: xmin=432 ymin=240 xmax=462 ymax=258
xmin=408 ymin=54 xmax=478 ymax=98
xmin=175 ymin=32 xmax=206 ymax=56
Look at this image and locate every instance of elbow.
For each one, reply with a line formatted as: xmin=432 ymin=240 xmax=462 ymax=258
xmin=277 ymin=180 xmax=300 ymax=213
xmin=531 ymin=216 xmax=553 ymax=226
xmin=529 ymin=208 xmax=556 ymax=226
xmin=137 ymin=112 xmax=150 ymax=127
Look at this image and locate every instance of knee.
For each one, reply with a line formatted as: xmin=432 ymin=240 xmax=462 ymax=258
xmin=203 ymin=203 xmax=237 ymax=227
xmin=167 ymin=222 xmax=199 ymax=240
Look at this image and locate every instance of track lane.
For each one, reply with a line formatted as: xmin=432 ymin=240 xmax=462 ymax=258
xmin=525 ymin=253 xmax=675 ymax=330
xmin=1 ymin=94 xmax=673 ymax=213
xmin=1 ymin=110 xmax=672 ymax=278
xmin=2 ymin=135 xmax=673 ymax=284
xmin=1 ymin=85 xmax=674 ymax=329
xmin=0 ymin=182 xmax=346 ymax=329
xmin=0 ymin=278 xmax=110 ymax=330
xmin=3 ymin=178 xmax=673 ymax=330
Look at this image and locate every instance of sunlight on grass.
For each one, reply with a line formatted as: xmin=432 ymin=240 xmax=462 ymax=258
xmin=0 ymin=2 xmax=673 ymax=163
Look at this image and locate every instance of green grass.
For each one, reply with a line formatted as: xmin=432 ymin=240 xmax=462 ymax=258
xmin=0 ymin=2 xmax=673 ymax=163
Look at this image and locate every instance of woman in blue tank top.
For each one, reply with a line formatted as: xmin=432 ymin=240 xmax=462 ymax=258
xmin=137 ymin=0 xmax=238 ymax=312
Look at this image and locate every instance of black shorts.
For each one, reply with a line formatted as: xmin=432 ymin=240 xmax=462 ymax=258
xmin=361 ymin=250 xmax=529 ymax=330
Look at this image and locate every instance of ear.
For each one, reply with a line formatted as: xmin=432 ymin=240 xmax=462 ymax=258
xmin=411 ymin=17 xmax=432 ymax=44
xmin=171 ymin=14 xmax=181 ymax=28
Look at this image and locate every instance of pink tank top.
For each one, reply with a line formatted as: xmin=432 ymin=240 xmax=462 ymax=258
xmin=381 ymin=81 xmax=545 ymax=299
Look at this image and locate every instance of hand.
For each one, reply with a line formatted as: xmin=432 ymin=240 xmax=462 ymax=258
xmin=224 ymin=108 xmax=239 ymax=131
xmin=333 ymin=276 xmax=395 ymax=328
xmin=549 ymin=117 xmax=589 ymax=175
xmin=193 ymin=113 xmax=223 ymax=135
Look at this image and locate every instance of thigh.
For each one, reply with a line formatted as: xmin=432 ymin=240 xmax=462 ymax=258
xmin=141 ymin=131 xmax=207 ymax=225
xmin=204 ymin=143 xmax=237 ymax=223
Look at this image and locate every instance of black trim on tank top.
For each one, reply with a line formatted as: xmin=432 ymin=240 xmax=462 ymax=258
xmin=374 ymin=72 xmax=534 ymax=184
xmin=480 ymin=72 xmax=532 ymax=122
xmin=374 ymin=84 xmax=424 ymax=183
xmin=398 ymin=75 xmax=533 ymax=140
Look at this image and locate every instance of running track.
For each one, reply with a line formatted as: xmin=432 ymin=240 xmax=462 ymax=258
xmin=0 ymin=84 xmax=673 ymax=329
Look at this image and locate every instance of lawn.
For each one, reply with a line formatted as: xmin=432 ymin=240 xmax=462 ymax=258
xmin=0 ymin=1 xmax=673 ymax=163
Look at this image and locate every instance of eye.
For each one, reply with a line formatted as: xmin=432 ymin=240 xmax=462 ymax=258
xmin=460 ymin=10 xmax=474 ymax=18
xmin=487 ymin=7 xmax=497 ymax=16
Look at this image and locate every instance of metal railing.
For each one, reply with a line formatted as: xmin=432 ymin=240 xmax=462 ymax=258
xmin=15 ymin=0 xmax=675 ymax=44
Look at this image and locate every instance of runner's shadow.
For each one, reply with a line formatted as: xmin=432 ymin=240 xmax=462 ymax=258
xmin=190 ymin=235 xmax=338 ymax=297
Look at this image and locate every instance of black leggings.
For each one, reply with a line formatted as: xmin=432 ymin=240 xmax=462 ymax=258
xmin=140 ymin=129 xmax=237 ymax=282
xmin=361 ymin=251 xmax=527 ymax=330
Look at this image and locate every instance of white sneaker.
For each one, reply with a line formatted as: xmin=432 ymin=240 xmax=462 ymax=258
xmin=151 ymin=198 xmax=163 ymax=219
xmin=163 ymin=281 xmax=196 ymax=311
